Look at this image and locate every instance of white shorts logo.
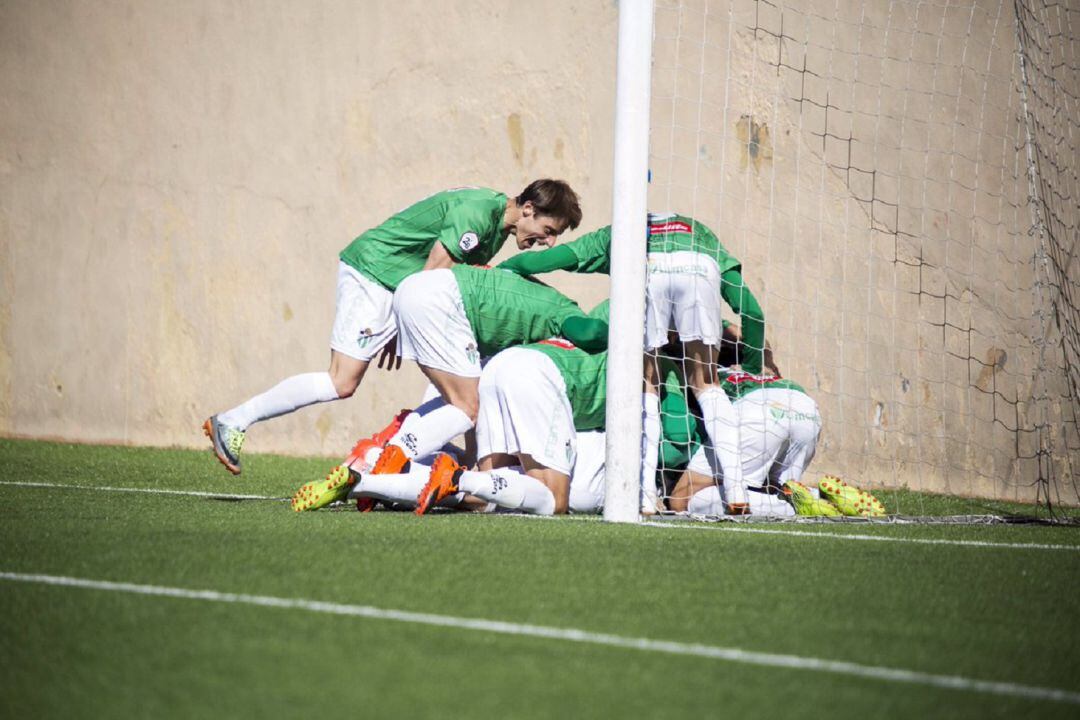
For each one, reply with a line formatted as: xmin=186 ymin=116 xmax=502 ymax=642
xmin=459 ymin=231 xmax=479 ymax=253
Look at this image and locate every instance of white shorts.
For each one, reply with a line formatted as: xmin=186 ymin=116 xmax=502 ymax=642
xmin=394 ymin=269 xmax=482 ymax=378
xmin=644 ymin=251 xmax=723 ymax=350
xmin=687 ymin=388 xmax=820 ymax=488
xmin=568 ymin=430 xmax=606 ymax=514
xmin=476 ymin=347 xmax=575 ymax=475
xmin=329 ymin=262 xmax=398 ymax=361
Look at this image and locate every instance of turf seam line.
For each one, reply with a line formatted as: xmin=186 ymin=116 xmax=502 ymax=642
xmin=2 ymin=571 xmax=1078 ymax=706
xmin=3 ymin=480 xmax=1077 ymax=551
xmin=0 ymin=480 xmax=283 ymax=501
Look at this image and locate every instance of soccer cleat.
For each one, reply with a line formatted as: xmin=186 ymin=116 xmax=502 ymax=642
xmin=784 ymin=481 xmax=842 ymax=517
xmin=342 ymin=409 xmax=412 ymax=472
xmin=291 ymin=465 xmax=356 ymax=512
xmin=818 ymin=475 xmax=886 ymax=517
xmin=371 ymin=444 xmax=410 ymax=475
xmin=415 ymin=453 xmax=463 ymax=516
xmin=355 ymin=497 xmax=377 ymax=512
xmin=203 ymin=416 xmax=245 ymax=475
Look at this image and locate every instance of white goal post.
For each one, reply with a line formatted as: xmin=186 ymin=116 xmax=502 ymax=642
xmin=604 ymin=0 xmax=656 ymax=523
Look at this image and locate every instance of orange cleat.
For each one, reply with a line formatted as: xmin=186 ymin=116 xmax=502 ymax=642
xmin=371 ymin=444 xmax=411 ymax=475
xmin=342 ymin=409 xmax=411 ymax=471
xmin=415 ymin=453 xmax=463 ymax=516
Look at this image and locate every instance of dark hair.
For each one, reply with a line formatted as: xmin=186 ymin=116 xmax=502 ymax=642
xmin=516 ymin=179 xmax=582 ymax=230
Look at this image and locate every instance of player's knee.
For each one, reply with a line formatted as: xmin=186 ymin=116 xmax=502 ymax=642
xmin=329 ymin=368 xmax=363 ymax=398
xmin=452 ymin=396 xmax=480 ymax=424
xmin=551 ymin=488 xmax=570 ymax=515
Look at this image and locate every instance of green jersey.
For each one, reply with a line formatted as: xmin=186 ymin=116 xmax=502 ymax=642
xmin=547 ymin=213 xmax=742 ymax=275
xmin=451 ymin=266 xmax=584 ymax=358
xmin=526 ymin=339 xmax=609 ymax=432
xmin=340 ymin=188 xmax=508 ymax=290
xmin=720 ymin=371 xmax=805 ymax=401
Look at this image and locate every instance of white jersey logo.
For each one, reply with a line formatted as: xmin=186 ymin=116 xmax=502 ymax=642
xmin=459 ymin=231 xmax=479 ymax=252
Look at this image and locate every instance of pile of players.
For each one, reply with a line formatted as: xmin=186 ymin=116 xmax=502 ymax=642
xmin=204 ymin=180 xmax=884 ymax=519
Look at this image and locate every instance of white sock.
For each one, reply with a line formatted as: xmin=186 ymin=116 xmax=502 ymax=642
xmin=641 ymin=392 xmax=661 ymax=512
xmin=388 ymin=403 xmax=473 ymax=460
xmin=696 ymin=387 xmax=747 ymax=505
xmin=687 ymin=486 xmax=725 ymax=516
xmin=687 ymin=486 xmax=796 ymax=518
xmin=747 ymin=490 xmax=796 ymax=518
xmin=458 ymin=468 xmax=556 ymax=515
xmin=219 ymin=372 xmax=339 ymax=431
xmin=348 ymin=472 xmax=428 ymax=506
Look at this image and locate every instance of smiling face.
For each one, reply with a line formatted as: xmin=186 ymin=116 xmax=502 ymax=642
xmin=513 ymin=202 xmax=569 ymax=249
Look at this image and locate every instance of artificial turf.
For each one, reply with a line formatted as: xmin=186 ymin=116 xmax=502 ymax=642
xmin=1 ymin=438 xmax=1078 ymax=718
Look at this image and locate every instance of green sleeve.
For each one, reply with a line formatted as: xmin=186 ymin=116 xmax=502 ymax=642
xmin=719 ymin=268 xmax=764 ymax=374
xmin=438 ymin=202 xmax=496 ymax=262
xmin=497 ymin=244 xmax=579 ymax=275
xmin=559 ymin=316 xmax=609 ymax=353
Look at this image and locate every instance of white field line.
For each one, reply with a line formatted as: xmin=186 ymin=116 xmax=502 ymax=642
xmin=0 ymin=480 xmax=283 ymax=501
xmin=2 ymin=570 xmax=1078 ymax=706
xmin=639 ymin=520 xmax=1080 ymax=552
xmin=3 ymin=480 xmax=1077 ymax=553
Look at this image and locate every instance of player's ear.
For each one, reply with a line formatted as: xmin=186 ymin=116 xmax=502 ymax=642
xmin=520 ymin=200 xmax=535 ymax=217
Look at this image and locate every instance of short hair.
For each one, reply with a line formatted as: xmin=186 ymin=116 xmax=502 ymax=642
xmin=516 ymin=179 xmax=582 ymax=230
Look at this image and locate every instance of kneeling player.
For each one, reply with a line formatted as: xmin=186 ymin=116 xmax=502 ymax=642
xmin=667 ymin=370 xmax=822 ymax=518
xmin=414 ymin=340 xmax=609 ymax=516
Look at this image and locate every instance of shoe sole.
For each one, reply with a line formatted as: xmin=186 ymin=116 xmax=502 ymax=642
xmin=291 ymin=466 xmax=353 ymax=512
xmin=820 ymin=475 xmax=885 ymax=517
xmin=203 ymin=418 xmax=241 ymax=475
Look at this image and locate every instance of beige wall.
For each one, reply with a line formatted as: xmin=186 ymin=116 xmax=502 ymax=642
xmin=1 ymin=1 xmax=1075 ymax=503
xmin=0 ymin=0 xmax=618 ymax=453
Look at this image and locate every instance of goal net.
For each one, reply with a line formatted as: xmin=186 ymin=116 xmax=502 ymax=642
xmin=637 ymin=0 xmax=1078 ymax=519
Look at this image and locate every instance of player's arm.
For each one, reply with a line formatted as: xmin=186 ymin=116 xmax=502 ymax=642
xmin=432 ymin=203 xmax=490 ymax=267
xmin=559 ymin=315 xmax=609 ymax=353
xmin=422 ymin=240 xmax=457 ymax=271
xmin=719 ymin=268 xmax=764 ymax=374
xmin=499 ymin=227 xmax=611 ymax=276
xmin=497 ymin=244 xmax=579 ymax=275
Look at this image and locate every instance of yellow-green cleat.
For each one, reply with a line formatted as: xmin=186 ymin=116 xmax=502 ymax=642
xmin=784 ymin=481 xmax=842 ymax=517
xmin=291 ymin=465 xmax=355 ymax=512
xmin=818 ymin=475 xmax=886 ymax=517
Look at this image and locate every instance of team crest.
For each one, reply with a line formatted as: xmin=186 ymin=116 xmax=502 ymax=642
xmin=357 ymin=327 xmax=374 ymax=348
xmin=459 ymin=231 xmax=480 ymax=252
xmin=465 ymin=342 xmax=480 ymax=365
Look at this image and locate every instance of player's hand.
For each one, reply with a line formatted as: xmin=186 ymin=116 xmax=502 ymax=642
xmin=378 ymin=336 xmax=402 ymax=371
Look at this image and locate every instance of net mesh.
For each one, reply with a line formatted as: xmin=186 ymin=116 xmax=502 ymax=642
xmin=646 ymin=0 xmax=1078 ymax=519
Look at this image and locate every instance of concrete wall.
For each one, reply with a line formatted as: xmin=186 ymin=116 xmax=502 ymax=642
xmin=1 ymin=0 xmax=1074 ymax=502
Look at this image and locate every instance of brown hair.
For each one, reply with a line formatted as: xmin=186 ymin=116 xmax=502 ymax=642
xmin=516 ymin=179 xmax=582 ymax=230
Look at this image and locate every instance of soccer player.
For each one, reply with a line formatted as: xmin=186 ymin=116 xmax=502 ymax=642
xmin=290 ymin=266 xmax=608 ymax=511
xmin=664 ymin=364 xmax=822 ymax=518
xmin=203 ymin=180 xmax=581 ymax=475
xmin=499 ymin=214 xmax=765 ymax=512
xmin=414 ymin=337 xmax=610 ymax=516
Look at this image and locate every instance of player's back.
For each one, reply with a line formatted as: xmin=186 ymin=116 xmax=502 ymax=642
xmin=340 ymin=188 xmax=508 ymax=290
xmin=450 ymin=265 xmax=584 ymax=358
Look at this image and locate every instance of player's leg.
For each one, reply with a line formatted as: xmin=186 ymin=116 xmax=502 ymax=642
xmin=418 ymin=348 xmax=574 ymax=515
xmin=640 ymin=354 xmax=663 ymax=513
xmin=567 ymin=430 xmax=606 ymax=514
xmin=374 ymin=269 xmax=480 ymax=474
xmin=683 ymin=339 xmax=747 ymax=510
xmin=205 ymin=262 xmax=393 ymax=474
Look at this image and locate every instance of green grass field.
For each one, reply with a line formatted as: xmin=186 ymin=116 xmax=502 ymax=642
xmin=1 ymin=438 xmax=1078 ymax=718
